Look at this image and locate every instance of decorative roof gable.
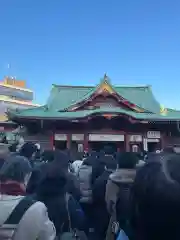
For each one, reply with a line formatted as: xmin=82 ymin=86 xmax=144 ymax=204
xmin=46 ymin=75 xmax=161 ymax=114
xmin=66 ymin=74 xmax=147 ymax=113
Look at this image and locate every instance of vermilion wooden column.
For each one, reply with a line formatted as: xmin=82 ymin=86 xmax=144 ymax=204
xmin=125 ymin=134 xmax=130 ymax=152
xmin=67 ymin=134 xmax=71 ymax=149
xmin=84 ymin=133 xmax=89 ymax=152
xmin=161 ymin=133 xmax=166 ymax=150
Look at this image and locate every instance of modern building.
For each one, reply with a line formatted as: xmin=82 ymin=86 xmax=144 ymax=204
xmin=7 ymin=75 xmax=180 ymax=152
xmin=0 ymin=76 xmax=40 ymax=142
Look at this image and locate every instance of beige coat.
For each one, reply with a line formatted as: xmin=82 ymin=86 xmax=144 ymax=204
xmin=0 ymin=195 xmax=56 ymax=240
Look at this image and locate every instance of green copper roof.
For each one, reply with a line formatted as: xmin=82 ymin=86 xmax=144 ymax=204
xmin=7 ymin=106 xmax=180 ymax=121
xmin=47 ymin=84 xmax=160 ymax=113
xmin=7 ymin=76 xmax=180 ymax=121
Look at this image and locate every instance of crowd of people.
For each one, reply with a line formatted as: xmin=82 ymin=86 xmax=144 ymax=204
xmin=0 ymin=141 xmax=179 ymax=240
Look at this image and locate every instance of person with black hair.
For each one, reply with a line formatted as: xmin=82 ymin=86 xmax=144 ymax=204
xmin=53 ymin=150 xmax=81 ymax=201
xmin=92 ymin=160 xmax=117 ymax=240
xmin=130 ymin=154 xmax=180 ymax=240
xmin=91 ymin=145 xmax=117 ymax=185
xmin=19 ymin=142 xmax=37 ymax=167
xmin=35 ymin=155 xmax=86 ymax=237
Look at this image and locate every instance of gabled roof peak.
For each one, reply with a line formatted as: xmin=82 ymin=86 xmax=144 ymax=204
xmin=100 ymin=73 xmax=111 ymax=84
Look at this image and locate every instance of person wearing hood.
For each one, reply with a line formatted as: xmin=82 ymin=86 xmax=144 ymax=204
xmin=0 ymin=155 xmax=56 ymax=240
xmin=105 ymin=152 xmax=137 ymax=240
xmin=106 ymin=152 xmax=138 ymax=214
xmin=35 ymin=156 xmax=86 ymax=237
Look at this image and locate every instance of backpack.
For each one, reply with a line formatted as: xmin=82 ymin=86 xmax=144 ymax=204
xmin=106 ymin=183 xmax=133 ymax=240
xmin=116 ymin=183 xmax=132 ymax=233
xmin=59 ymin=194 xmax=87 ymax=240
xmin=78 ymin=165 xmax=92 ymax=203
xmin=0 ymin=197 xmax=36 ymax=239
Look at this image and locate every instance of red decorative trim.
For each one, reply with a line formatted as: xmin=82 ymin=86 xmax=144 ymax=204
xmin=67 ymin=87 xmax=145 ymax=112
xmin=67 ymin=134 xmax=71 ymax=149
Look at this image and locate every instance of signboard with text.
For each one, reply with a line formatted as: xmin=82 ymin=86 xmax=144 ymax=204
xmin=54 ymin=134 xmax=67 ymax=141
xmin=147 ymin=131 xmax=161 ymax=139
xmin=89 ymin=134 xmax=124 ymax=142
xmin=72 ymin=134 xmax=84 ymax=141
xmin=129 ymin=135 xmax=142 ymax=142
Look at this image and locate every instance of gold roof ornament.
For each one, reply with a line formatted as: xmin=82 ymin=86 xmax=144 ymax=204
xmin=160 ymin=104 xmax=168 ymax=116
xmin=97 ymin=74 xmax=114 ymax=94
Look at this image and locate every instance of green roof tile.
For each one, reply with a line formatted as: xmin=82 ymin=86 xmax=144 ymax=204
xmin=47 ymin=84 xmax=160 ymax=113
xmin=47 ymin=85 xmax=93 ymax=111
xmin=7 ymin=77 xmax=180 ymax=121
xmin=8 ymin=106 xmax=180 ymax=121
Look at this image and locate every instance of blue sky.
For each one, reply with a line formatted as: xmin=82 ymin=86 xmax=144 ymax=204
xmin=0 ymin=0 xmax=180 ymax=108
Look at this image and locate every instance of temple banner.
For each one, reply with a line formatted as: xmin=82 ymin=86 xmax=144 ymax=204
xmin=89 ymin=134 xmax=124 ymax=142
xmin=54 ymin=134 xmax=67 ymax=141
xmin=147 ymin=131 xmax=161 ymax=139
xmin=72 ymin=134 xmax=84 ymax=141
xmin=129 ymin=135 xmax=142 ymax=142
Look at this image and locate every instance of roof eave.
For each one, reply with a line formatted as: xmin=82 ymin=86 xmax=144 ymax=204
xmin=8 ymin=113 xmax=180 ymax=122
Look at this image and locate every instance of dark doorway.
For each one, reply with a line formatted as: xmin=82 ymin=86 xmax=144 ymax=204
xmin=54 ymin=141 xmax=67 ymax=150
xmin=147 ymin=142 xmax=160 ymax=152
xmin=89 ymin=141 xmax=124 ymax=152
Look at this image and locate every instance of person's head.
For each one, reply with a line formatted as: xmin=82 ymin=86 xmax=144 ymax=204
xmin=19 ymin=142 xmax=37 ymax=159
xmin=53 ymin=150 xmax=69 ymax=171
xmin=0 ymin=155 xmax=32 ymax=186
xmin=37 ymin=154 xmax=68 ymax=197
xmin=117 ymin=152 xmax=138 ymax=169
xmin=131 ymin=154 xmax=180 ymax=240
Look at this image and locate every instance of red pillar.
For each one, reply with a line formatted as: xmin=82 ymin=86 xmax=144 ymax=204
xmin=84 ymin=133 xmax=89 ymax=152
xmin=125 ymin=134 xmax=130 ymax=152
xmin=67 ymin=134 xmax=71 ymax=149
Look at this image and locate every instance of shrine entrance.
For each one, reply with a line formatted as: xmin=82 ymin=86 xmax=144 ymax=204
xmin=89 ymin=142 xmax=118 ymax=152
xmin=54 ymin=134 xmax=67 ymax=150
xmin=88 ymin=133 xmax=125 ymax=152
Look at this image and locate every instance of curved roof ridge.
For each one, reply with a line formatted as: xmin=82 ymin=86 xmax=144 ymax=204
xmin=52 ymin=83 xmax=151 ymax=89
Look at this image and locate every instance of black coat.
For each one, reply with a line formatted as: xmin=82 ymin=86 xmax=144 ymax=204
xmin=92 ymin=170 xmax=113 ymax=239
xmin=34 ymin=176 xmax=87 ymax=236
xmin=26 ymin=162 xmax=47 ymax=194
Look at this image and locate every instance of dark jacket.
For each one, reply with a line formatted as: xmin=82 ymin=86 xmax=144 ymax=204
xmin=34 ymin=176 xmax=86 ymax=236
xmin=92 ymin=170 xmax=113 ymax=239
xmin=26 ymin=162 xmax=47 ymax=194
xmin=91 ymin=155 xmax=117 ymax=185
xmin=93 ymin=169 xmax=113 ymax=204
